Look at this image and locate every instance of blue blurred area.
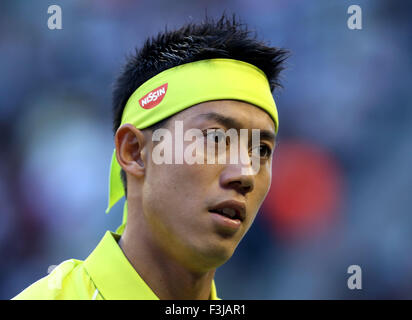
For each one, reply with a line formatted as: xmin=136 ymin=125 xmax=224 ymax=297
xmin=1 ymin=0 xmax=412 ymax=299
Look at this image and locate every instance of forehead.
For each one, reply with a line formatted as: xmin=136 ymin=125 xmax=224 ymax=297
xmin=171 ymin=100 xmax=276 ymax=132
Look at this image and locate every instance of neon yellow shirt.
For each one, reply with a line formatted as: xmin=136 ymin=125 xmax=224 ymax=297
xmin=12 ymin=231 xmax=220 ymax=300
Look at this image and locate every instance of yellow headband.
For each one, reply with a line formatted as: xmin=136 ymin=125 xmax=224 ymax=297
xmin=106 ymin=58 xmax=279 ymax=233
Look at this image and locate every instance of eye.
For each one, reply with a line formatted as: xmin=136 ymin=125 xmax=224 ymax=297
xmin=251 ymin=144 xmax=273 ymax=159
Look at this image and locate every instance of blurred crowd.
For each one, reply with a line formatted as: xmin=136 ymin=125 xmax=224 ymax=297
xmin=1 ymin=0 xmax=412 ymax=299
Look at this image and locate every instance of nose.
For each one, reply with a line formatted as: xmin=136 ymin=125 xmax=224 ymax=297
xmin=219 ymin=162 xmax=255 ymax=195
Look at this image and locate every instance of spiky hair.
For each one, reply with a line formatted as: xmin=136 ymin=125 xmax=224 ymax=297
xmin=112 ymin=14 xmax=289 ymax=135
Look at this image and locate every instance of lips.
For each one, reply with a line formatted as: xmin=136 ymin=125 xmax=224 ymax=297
xmin=208 ymin=200 xmax=246 ymax=222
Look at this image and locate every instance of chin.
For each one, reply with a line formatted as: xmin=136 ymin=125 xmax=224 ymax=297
xmin=190 ymin=241 xmax=238 ymax=271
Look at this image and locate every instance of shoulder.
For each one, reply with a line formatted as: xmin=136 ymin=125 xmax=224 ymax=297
xmin=12 ymin=259 xmax=95 ymax=300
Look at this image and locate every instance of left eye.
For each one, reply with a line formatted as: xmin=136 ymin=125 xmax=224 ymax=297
xmin=252 ymin=145 xmax=272 ymax=159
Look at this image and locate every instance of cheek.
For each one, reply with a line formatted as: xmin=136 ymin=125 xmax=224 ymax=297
xmin=172 ymin=162 xmax=219 ymax=196
xmin=262 ymin=159 xmax=273 ymax=191
xmin=263 ymin=169 xmax=272 ymax=197
xmin=143 ymin=163 xmax=215 ymax=215
xmin=254 ymin=166 xmax=273 ymax=207
xmin=141 ymin=166 xmax=186 ymax=239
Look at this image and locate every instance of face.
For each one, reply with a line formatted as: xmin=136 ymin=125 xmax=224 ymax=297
xmin=134 ymin=100 xmax=276 ymax=271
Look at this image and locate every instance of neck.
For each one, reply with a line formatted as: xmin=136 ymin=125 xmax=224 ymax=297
xmin=118 ymin=201 xmax=216 ymax=300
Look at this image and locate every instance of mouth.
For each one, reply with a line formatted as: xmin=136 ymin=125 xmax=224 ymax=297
xmin=208 ymin=200 xmax=246 ymax=222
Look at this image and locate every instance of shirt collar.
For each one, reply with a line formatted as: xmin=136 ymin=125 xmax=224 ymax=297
xmin=84 ymin=231 xmax=219 ymax=300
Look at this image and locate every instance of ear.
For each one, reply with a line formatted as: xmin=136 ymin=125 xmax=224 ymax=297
xmin=115 ymin=124 xmax=146 ymax=178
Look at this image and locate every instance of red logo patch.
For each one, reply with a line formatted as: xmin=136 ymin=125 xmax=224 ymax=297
xmin=138 ymin=83 xmax=168 ymax=109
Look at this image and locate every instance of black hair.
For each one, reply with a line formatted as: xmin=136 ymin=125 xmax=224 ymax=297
xmin=112 ymin=13 xmax=289 ymax=198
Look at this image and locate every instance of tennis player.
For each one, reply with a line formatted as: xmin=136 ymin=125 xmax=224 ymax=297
xmin=13 ymin=14 xmax=288 ymax=300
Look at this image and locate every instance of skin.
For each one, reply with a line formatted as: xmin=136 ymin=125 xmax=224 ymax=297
xmin=116 ymin=100 xmax=276 ymax=300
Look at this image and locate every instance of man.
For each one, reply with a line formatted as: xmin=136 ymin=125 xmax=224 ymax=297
xmin=13 ymin=14 xmax=288 ymax=300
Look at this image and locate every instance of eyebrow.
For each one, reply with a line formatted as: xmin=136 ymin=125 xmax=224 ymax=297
xmin=194 ymin=112 xmax=277 ymax=145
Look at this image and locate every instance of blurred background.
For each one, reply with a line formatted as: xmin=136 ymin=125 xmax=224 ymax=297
xmin=1 ymin=0 xmax=412 ymax=299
